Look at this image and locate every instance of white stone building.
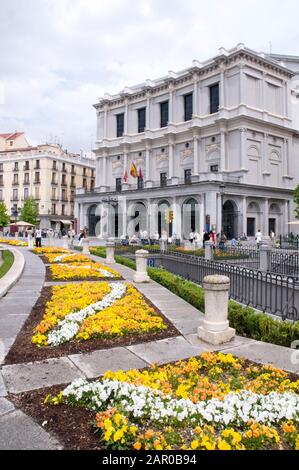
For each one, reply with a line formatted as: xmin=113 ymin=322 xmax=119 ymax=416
xmin=75 ymin=44 xmax=299 ymax=240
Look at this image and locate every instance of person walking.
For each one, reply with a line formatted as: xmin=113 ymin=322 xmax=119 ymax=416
xmin=203 ymin=230 xmax=210 ymax=247
xmin=255 ymin=229 xmax=263 ymax=248
xmin=26 ymin=227 xmax=34 ymax=249
xmin=35 ymin=227 xmax=42 ymax=248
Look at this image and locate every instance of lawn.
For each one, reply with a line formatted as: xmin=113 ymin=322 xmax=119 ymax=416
xmin=0 ymin=250 xmax=14 ymax=278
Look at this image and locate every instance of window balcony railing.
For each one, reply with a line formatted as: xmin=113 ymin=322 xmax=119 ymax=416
xmin=61 ymin=181 xmax=67 ymax=187
xmin=23 ymin=180 xmax=30 ymax=185
xmin=34 ymin=179 xmax=41 ymax=184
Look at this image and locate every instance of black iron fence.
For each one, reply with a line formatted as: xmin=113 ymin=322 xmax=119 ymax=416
xmin=154 ymin=253 xmax=299 ymax=322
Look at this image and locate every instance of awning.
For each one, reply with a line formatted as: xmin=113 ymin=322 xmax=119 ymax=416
xmin=60 ymin=219 xmax=73 ymax=225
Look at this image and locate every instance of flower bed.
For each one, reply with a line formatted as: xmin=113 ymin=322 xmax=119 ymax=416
xmin=0 ymin=238 xmax=27 ymax=246
xmin=48 ymin=262 xmax=121 ymax=281
xmin=32 ymin=281 xmax=167 ymax=347
xmin=33 ymin=247 xmax=71 ymax=254
xmin=15 ymin=352 xmax=299 ymax=450
xmin=43 ymin=253 xmax=92 ymax=264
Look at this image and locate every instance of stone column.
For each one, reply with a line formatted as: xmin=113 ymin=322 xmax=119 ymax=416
xmin=103 ymin=105 xmax=108 ymax=138
xmin=219 ymin=67 xmax=225 ymax=108
xmin=62 ymin=235 xmax=69 ymax=249
xmin=133 ymin=249 xmax=150 ymax=283
xmin=169 ymin=86 xmax=174 ymax=123
xmin=259 ymin=244 xmax=272 ymax=272
xmin=220 ymin=130 xmax=226 ymax=171
xmin=193 ymin=75 xmax=199 ymax=115
xmin=242 ymin=196 xmax=247 ymax=237
xmin=105 ymin=240 xmax=115 ymax=264
xmin=193 ymin=133 xmax=199 ymax=176
xmin=240 ymin=128 xmax=246 ymax=170
xmin=145 ymin=141 xmax=152 ymax=188
xmin=168 ymin=141 xmax=174 ymax=179
xmin=205 ymin=240 xmax=214 ymax=260
xmin=263 ymin=199 xmax=269 ymax=236
xmin=198 ymin=275 xmax=235 ymax=345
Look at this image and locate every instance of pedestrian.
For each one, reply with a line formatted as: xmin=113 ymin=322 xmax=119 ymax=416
xmin=78 ymin=229 xmax=84 ymax=246
xmin=189 ymin=230 xmax=195 ymax=245
xmin=203 ymin=230 xmax=210 ymax=247
xmin=255 ymin=229 xmax=262 ymax=248
xmin=35 ymin=226 xmax=42 ymax=248
xmin=270 ymin=230 xmax=275 ymax=242
xmin=26 ymin=227 xmax=34 ymax=249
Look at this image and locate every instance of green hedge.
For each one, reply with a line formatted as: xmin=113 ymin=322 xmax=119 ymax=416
xmin=90 ymin=247 xmax=299 ymax=347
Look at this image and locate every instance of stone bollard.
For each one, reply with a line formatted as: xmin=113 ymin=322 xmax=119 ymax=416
xmin=105 ymin=240 xmax=115 ymax=264
xmin=259 ymin=244 xmax=272 ymax=272
xmin=62 ymin=235 xmax=69 ymax=249
xmin=133 ymin=249 xmax=150 ymax=283
xmin=82 ymin=237 xmax=90 ymax=255
xmin=204 ymin=241 xmax=214 ymax=260
xmin=198 ymin=275 xmax=235 ymax=345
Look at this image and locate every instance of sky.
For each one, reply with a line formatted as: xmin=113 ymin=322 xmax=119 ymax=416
xmin=0 ymin=0 xmax=299 ymax=153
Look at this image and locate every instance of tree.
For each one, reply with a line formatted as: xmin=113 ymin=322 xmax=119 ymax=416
xmin=0 ymin=201 xmax=10 ymax=227
xmin=20 ymin=196 xmax=39 ymax=226
xmin=293 ymin=184 xmax=299 ymax=220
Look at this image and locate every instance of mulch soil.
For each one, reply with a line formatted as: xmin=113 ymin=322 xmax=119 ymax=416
xmin=5 ymin=285 xmax=179 ymax=364
xmin=9 ymin=384 xmax=101 ymax=450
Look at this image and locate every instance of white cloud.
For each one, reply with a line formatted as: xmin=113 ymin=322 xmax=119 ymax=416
xmin=0 ymin=0 xmax=298 ymax=151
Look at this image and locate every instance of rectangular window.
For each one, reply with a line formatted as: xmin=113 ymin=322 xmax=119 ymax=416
xmin=83 ymin=178 xmax=87 ymax=189
xmin=71 ymin=164 xmax=75 ymax=174
xmin=83 ymin=167 xmax=86 ymax=176
xmin=52 ymin=203 xmax=56 ymax=215
xmin=62 ymin=174 xmax=66 ymax=185
xmin=35 ymin=172 xmax=40 ymax=183
xmin=61 ymin=204 xmax=65 ymax=215
xmin=35 ymin=186 xmax=40 ymax=199
xmin=71 ymin=175 xmax=75 ymax=187
xmin=0 ymin=175 xmax=3 ymax=185
xmin=184 ymin=168 xmax=192 ymax=184
xmin=24 ymin=173 xmax=29 ymax=184
xmin=52 ymin=172 xmax=57 ymax=184
xmin=24 ymin=187 xmax=29 ymax=199
xmin=13 ymin=174 xmax=18 ymax=184
xmin=0 ymin=163 xmax=3 ymax=172
xmin=210 ymin=164 xmax=219 ymax=173
xmin=62 ymin=162 xmax=66 ymax=172
xmin=247 ymin=218 xmax=255 ymax=237
xmin=184 ymin=93 xmax=193 ymax=121
xmin=13 ymin=188 xmax=18 ymax=200
xmin=91 ymin=179 xmax=95 ymax=190
xmin=35 ymin=160 xmax=40 ymax=169
xmin=24 ymin=161 xmax=30 ymax=170
xmin=70 ymin=190 xmax=75 ymax=201
xmin=14 ymin=162 xmax=18 ymax=171
xmin=52 ymin=187 xmax=56 ymax=199
xmin=137 ymin=176 xmax=144 ymax=189
xmin=61 ymin=189 xmax=66 ymax=201
xmin=116 ymin=113 xmax=124 ymax=137
xmin=210 ymin=83 xmax=219 ymax=114
xmin=160 ymin=101 xmax=169 ymax=128
xmin=53 ymin=161 xmax=57 ymax=170
xmin=116 ymin=177 xmax=122 ymax=192
xmin=137 ymin=107 xmax=146 ymax=133
xmin=160 ymin=172 xmax=167 ymax=187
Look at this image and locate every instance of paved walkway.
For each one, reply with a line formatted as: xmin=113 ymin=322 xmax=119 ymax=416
xmin=0 ymin=245 xmax=298 ymax=449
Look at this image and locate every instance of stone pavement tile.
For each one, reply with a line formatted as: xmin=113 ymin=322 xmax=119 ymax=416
xmin=0 ymin=410 xmax=61 ymax=450
xmin=0 ymin=315 xmax=28 ymax=339
xmin=127 ymin=336 xmax=207 ymax=365
xmin=69 ymin=347 xmax=148 ymax=379
xmin=0 ymin=397 xmax=14 ymax=416
xmin=0 ymin=338 xmax=15 ymax=365
xmin=185 ymin=333 xmax=254 ymax=351
xmin=223 ymin=341 xmax=299 ymax=373
xmin=160 ymin=308 xmax=203 ymax=321
xmin=171 ymin=318 xmax=202 ymax=335
xmin=0 ymin=373 xmax=7 ymax=397
xmin=2 ymin=357 xmax=85 ymax=393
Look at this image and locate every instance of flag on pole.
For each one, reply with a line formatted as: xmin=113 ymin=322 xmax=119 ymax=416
xmin=138 ymin=167 xmax=143 ymax=180
xmin=130 ymin=161 xmax=138 ymax=178
xmin=123 ymin=169 xmax=128 ymax=182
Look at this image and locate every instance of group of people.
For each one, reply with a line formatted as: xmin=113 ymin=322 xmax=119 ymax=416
xmin=26 ymin=227 xmax=42 ymax=248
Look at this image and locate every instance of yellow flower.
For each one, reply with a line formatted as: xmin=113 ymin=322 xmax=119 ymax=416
xmin=191 ymin=440 xmax=199 ymax=450
xmin=218 ymin=439 xmax=232 ymax=450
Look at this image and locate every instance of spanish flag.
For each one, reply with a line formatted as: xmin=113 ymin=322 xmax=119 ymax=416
xmin=130 ymin=161 xmax=138 ymax=178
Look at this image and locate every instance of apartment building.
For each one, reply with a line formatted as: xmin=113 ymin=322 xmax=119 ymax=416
xmin=0 ymin=137 xmax=95 ymax=230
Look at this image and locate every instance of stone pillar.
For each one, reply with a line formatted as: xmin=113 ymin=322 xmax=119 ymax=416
xmin=133 ymin=249 xmax=150 ymax=283
xmin=263 ymin=199 xmax=269 ymax=236
xmin=168 ymin=142 xmax=174 ymax=179
xmin=105 ymin=240 xmax=115 ymax=264
xmin=198 ymin=275 xmax=235 ymax=345
xmin=193 ymin=76 xmax=199 ymax=115
xmin=220 ymin=130 xmax=226 ymax=171
xmin=82 ymin=237 xmax=90 ymax=254
xmin=193 ymin=134 xmax=199 ymax=176
xmin=240 ymin=128 xmax=246 ymax=170
xmin=62 ymin=235 xmax=69 ymax=249
xmin=259 ymin=244 xmax=272 ymax=272
xmin=145 ymin=141 xmax=152 ymax=187
xmin=205 ymin=241 xmax=214 ymax=260
xmin=79 ymin=204 xmax=84 ymax=230
xmin=242 ymin=196 xmax=247 ymax=237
